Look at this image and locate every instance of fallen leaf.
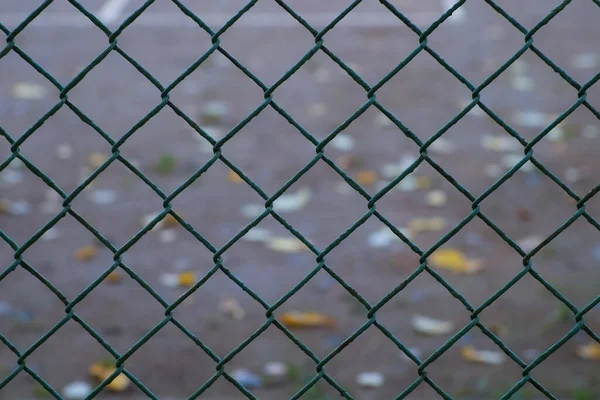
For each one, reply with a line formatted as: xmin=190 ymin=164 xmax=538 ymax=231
xmin=425 ymin=190 xmax=447 ymax=207
xmin=576 ymin=342 xmax=600 ymax=360
xmin=336 ymin=154 xmax=363 ymax=170
xmin=228 ymin=170 xmax=243 ymax=183
xmin=74 ymin=245 xmax=98 ymax=262
xmin=178 ymin=271 xmax=197 ymax=288
xmin=356 ymin=170 xmax=378 ymax=185
xmin=12 ymin=82 xmax=47 ymax=99
xmin=88 ymin=152 xmax=108 ymax=169
xmin=517 ymin=235 xmax=542 ymax=253
xmin=163 ymin=213 xmax=180 ymax=228
xmin=429 ymin=248 xmax=483 ymax=274
xmin=273 ymin=188 xmax=312 ymax=212
xmin=356 ymin=372 xmax=384 ymax=388
xmin=219 ymin=298 xmax=245 ymax=320
xmin=516 ymin=208 xmax=532 ymax=222
xmin=89 ymin=363 xmax=130 ymax=392
xmin=412 ymin=315 xmax=454 ymax=336
xmin=266 ymin=237 xmax=306 ymax=253
xmin=280 ymin=311 xmax=336 ymax=328
xmin=461 ymin=345 xmax=505 ymax=365
xmin=408 ymin=217 xmax=447 ymax=234
xmin=106 ymin=270 xmax=123 ymax=284
xmin=330 ymin=134 xmax=355 ymax=152
xmin=480 ymin=135 xmax=521 ymax=152
xmin=415 ymin=176 xmax=432 ymax=190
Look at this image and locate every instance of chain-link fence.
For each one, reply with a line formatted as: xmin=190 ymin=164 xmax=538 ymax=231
xmin=1 ymin=0 xmax=600 ymax=399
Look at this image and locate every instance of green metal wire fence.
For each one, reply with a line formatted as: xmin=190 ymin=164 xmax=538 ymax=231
xmin=1 ymin=0 xmax=600 ymax=398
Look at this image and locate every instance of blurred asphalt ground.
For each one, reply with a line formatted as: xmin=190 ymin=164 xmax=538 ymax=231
xmin=1 ymin=0 xmax=600 ymax=399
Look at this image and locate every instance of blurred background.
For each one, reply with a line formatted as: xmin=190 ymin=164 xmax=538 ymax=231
xmin=1 ymin=0 xmax=600 ymax=399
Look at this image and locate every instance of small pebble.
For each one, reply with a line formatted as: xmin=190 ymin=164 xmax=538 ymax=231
xmin=263 ymin=362 xmax=288 ymax=379
xmin=356 ymin=372 xmax=384 ymax=388
xmin=425 ymin=189 xmax=447 ymax=207
xmin=159 ymin=229 xmax=177 ymax=244
xmin=63 ymin=381 xmax=92 ymax=400
xmin=56 ymin=144 xmax=73 ymax=160
xmin=564 ymin=167 xmax=581 ymax=183
xmin=230 ymin=369 xmax=262 ymax=389
xmin=89 ymin=189 xmax=116 ymax=205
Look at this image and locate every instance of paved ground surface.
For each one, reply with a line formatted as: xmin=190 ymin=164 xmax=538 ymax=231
xmin=1 ymin=0 xmax=600 ymax=399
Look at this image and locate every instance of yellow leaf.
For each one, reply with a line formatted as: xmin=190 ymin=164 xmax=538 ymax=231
xmin=106 ymin=270 xmax=123 ymax=284
xmin=356 ymin=170 xmax=378 ymax=185
xmin=415 ymin=176 xmax=432 ymax=190
xmin=266 ymin=237 xmax=306 ymax=253
xmin=280 ymin=311 xmax=336 ymax=329
xmin=576 ymin=342 xmax=600 ymax=360
xmin=228 ymin=170 xmax=243 ymax=183
xmin=88 ymin=152 xmax=108 ymax=169
xmin=460 ymin=345 xmax=505 ymax=365
xmin=178 ymin=271 xmax=197 ymax=288
xmin=429 ymin=248 xmax=483 ymax=274
xmin=163 ymin=213 xmax=180 ymax=228
xmin=74 ymin=245 xmax=98 ymax=262
xmin=408 ymin=217 xmax=447 ymax=233
xmin=89 ymin=363 xmax=130 ymax=392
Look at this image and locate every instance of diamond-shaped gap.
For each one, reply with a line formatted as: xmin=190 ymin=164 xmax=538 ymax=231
xmin=490 ymin=0 xmax=564 ymax=31
xmin=376 ymin=50 xmax=473 ymax=143
xmin=260 ymin=158 xmax=368 ymax=250
xmin=375 ymin=270 xmax=470 ymax=365
xmin=9 ymin=1 xmax=107 ymax=83
xmin=68 ymin=158 xmax=165 ymax=247
xmin=423 ymin=327 xmax=522 ymax=398
xmin=116 ymin=106 xmax=216 ymax=194
xmin=310 ymin=216 xmax=420 ymax=307
xmin=124 ymin=321 xmax=218 ymax=398
xmin=527 ymin=329 xmax=600 ymax=398
xmin=0 ymin=263 xmax=64 ymax=350
xmin=0 ymin=49 xmax=61 ymax=136
xmin=475 ymin=272 xmax=576 ymax=365
xmin=215 ymin=4 xmax=315 ymax=84
xmin=268 ymin=50 xmax=367 ymax=141
xmin=66 ymin=49 xmax=161 ymax=141
xmin=212 ymin=104 xmax=316 ymax=194
xmin=117 ymin=210 xmax=215 ymax=300
xmin=116 ymin=1 xmax=214 ymax=84
xmin=16 ymin=105 xmax=113 ymax=193
xmin=0 ymin=160 xmax=64 ymax=244
xmin=298 ymin=0 xmax=418 ymax=84
xmin=524 ymin=0 xmax=600 ymax=84
xmin=477 ymin=158 xmax=574 ymax=244
xmin=168 ymin=159 xmax=267 ymax=247
xmin=374 ymin=160 xmax=473 ymax=250
xmin=426 ymin=0 xmax=525 ymax=85
xmin=17 ymin=318 xmax=117 ymax=397
xmin=12 ymin=213 xmax=115 ymax=301
xmin=480 ymin=51 xmax=578 ymax=143
xmin=72 ymin=267 xmax=167 ymax=355
xmin=211 ymin=322 xmax=331 ymax=399
xmin=523 ymin=217 xmax=600 ymax=309
xmin=322 ymin=325 xmax=425 ymax=399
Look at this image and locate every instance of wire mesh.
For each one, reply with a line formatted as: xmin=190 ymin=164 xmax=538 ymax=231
xmin=1 ymin=0 xmax=600 ymax=399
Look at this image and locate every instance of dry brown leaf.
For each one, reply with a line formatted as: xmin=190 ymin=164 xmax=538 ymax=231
xmin=461 ymin=345 xmax=505 ymax=365
xmin=576 ymin=342 xmax=600 ymax=360
xmin=88 ymin=152 xmax=108 ymax=169
xmin=74 ymin=245 xmax=98 ymax=262
xmin=89 ymin=363 xmax=130 ymax=392
xmin=163 ymin=213 xmax=180 ymax=228
xmin=429 ymin=248 xmax=483 ymax=274
xmin=356 ymin=170 xmax=378 ymax=185
xmin=280 ymin=311 xmax=336 ymax=329
xmin=106 ymin=270 xmax=123 ymax=284
xmin=178 ymin=271 xmax=197 ymax=288
xmin=228 ymin=170 xmax=243 ymax=183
